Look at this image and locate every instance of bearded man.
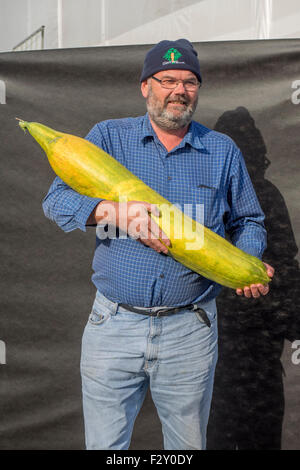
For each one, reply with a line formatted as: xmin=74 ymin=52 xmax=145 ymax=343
xmin=42 ymin=39 xmax=274 ymax=450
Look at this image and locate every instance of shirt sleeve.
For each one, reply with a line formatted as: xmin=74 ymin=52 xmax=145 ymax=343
xmin=42 ymin=124 xmax=106 ymax=233
xmin=224 ymin=149 xmax=267 ymax=259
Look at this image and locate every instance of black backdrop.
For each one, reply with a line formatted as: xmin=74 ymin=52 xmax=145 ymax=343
xmin=0 ymin=40 xmax=300 ymax=450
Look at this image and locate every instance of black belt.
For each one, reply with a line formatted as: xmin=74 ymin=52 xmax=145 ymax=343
xmin=119 ymin=302 xmax=211 ymax=327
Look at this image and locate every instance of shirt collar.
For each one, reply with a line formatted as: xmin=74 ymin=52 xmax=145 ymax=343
xmin=141 ymin=113 xmax=156 ymax=140
xmin=141 ymin=113 xmax=205 ymax=151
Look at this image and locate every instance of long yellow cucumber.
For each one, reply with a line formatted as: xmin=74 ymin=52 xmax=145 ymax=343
xmin=18 ymin=119 xmax=270 ymax=289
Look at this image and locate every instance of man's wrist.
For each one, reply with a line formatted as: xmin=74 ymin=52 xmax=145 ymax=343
xmin=94 ymin=200 xmax=118 ymax=225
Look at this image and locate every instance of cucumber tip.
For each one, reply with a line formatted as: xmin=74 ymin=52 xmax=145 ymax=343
xmin=16 ymin=118 xmax=27 ymax=132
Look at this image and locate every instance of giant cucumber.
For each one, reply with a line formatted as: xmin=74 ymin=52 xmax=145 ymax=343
xmin=18 ymin=120 xmax=270 ymax=289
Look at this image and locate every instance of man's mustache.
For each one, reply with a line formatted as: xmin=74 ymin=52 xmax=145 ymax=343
xmin=165 ymin=96 xmax=189 ymax=105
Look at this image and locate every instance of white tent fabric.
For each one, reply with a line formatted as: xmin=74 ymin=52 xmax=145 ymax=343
xmin=99 ymin=0 xmax=300 ymax=45
xmin=1 ymin=0 xmax=300 ymax=52
xmin=102 ymin=0 xmax=256 ymax=45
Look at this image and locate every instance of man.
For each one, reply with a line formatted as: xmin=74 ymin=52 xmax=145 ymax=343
xmin=43 ymin=39 xmax=274 ymax=450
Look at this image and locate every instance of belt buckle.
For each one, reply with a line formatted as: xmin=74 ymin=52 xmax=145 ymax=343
xmin=154 ymin=307 xmax=180 ymax=317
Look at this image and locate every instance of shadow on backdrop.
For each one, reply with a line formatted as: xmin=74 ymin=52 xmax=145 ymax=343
xmin=206 ymin=107 xmax=300 ymax=450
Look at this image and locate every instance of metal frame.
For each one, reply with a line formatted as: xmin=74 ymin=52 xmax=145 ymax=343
xmin=13 ymin=25 xmax=45 ymax=51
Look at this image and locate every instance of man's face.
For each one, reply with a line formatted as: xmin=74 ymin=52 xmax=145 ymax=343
xmin=141 ymin=69 xmax=199 ymax=130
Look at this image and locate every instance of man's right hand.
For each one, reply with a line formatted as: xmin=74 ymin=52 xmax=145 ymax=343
xmin=89 ymin=200 xmax=171 ymax=255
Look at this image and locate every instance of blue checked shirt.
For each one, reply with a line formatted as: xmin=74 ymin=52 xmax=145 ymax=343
xmin=42 ymin=113 xmax=266 ymax=307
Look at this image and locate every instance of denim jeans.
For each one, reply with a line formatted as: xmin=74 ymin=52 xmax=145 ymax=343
xmin=80 ymin=291 xmax=218 ymax=450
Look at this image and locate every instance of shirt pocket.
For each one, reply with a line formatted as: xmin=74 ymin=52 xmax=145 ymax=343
xmin=187 ymin=184 xmax=221 ymax=229
xmin=168 ymin=182 xmax=223 ymax=230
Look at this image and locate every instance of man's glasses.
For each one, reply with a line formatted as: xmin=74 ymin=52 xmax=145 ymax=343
xmin=151 ymin=75 xmax=201 ymax=91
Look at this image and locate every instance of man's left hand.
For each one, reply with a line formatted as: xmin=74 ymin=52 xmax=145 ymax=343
xmin=236 ymin=262 xmax=274 ymax=298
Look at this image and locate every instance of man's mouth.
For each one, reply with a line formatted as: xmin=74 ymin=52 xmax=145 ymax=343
xmin=167 ymin=100 xmax=188 ymax=107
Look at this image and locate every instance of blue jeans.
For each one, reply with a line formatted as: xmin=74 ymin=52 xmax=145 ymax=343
xmin=80 ymin=291 xmax=218 ymax=450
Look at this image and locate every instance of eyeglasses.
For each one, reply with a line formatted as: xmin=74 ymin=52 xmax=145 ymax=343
xmin=151 ymin=75 xmax=201 ymax=91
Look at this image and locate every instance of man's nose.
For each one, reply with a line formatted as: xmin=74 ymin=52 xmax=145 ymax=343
xmin=173 ymin=81 xmax=186 ymax=94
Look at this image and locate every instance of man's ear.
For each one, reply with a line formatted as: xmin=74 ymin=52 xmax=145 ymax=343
xmin=141 ymin=79 xmax=149 ymax=99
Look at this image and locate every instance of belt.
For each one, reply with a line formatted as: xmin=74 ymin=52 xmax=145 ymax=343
xmin=119 ymin=302 xmax=211 ymax=327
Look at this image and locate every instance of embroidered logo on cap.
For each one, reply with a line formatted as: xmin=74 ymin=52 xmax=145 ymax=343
xmin=162 ymin=48 xmax=185 ymax=65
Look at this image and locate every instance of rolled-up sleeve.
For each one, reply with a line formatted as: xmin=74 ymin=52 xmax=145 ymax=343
xmin=42 ymin=124 xmax=107 ymax=232
xmin=42 ymin=176 xmax=102 ymax=232
xmin=225 ymin=149 xmax=267 ymax=259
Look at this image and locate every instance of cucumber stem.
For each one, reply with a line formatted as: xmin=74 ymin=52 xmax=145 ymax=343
xmin=16 ymin=118 xmax=28 ymax=132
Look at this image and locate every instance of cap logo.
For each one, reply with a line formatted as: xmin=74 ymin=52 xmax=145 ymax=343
xmin=162 ymin=48 xmax=185 ymax=65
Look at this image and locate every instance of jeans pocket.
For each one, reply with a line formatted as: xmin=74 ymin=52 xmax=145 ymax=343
xmin=88 ymin=308 xmax=110 ymax=326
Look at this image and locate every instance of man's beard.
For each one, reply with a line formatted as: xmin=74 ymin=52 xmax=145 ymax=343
xmin=146 ymin=84 xmax=198 ymax=130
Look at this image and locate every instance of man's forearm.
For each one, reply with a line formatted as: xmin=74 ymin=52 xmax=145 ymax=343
xmin=229 ymin=222 xmax=267 ymax=260
xmin=86 ymin=200 xmax=118 ymax=226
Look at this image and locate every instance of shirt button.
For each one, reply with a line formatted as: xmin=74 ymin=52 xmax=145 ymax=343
xmin=160 ymin=274 xmax=165 ymax=279
xmin=167 ymin=176 xmax=172 ymax=180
